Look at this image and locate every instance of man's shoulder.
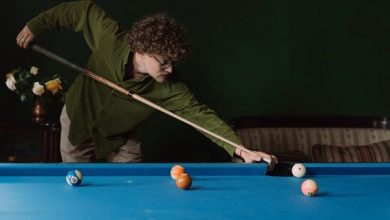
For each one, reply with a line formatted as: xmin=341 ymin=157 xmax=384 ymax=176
xmin=165 ymin=74 xmax=189 ymax=90
xmin=155 ymin=75 xmax=192 ymax=101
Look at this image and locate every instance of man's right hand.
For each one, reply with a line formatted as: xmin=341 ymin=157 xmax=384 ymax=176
xmin=16 ymin=25 xmax=35 ymax=49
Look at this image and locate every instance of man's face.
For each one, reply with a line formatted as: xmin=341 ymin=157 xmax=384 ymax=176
xmin=144 ymin=54 xmax=173 ymax=83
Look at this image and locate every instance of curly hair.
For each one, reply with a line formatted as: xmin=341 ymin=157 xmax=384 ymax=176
xmin=128 ymin=13 xmax=190 ymax=63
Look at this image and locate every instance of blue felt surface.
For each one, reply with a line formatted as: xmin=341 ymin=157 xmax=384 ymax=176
xmin=0 ymin=163 xmax=390 ymax=220
xmin=0 ymin=163 xmax=267 ymax=176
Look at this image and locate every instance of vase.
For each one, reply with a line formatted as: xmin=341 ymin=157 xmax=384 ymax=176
xmin=32 ymin=100 xmax=46 ymax=122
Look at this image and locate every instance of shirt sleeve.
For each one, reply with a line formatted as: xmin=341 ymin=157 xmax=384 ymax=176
xmin=161 ymin=82 xmax=242 ymax=157
xmin=26 ymin=1 xmax=122 ymax=52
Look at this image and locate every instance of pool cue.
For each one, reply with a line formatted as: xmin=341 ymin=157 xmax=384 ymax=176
xmin=30 ymin=44 xmax=270 ymax=164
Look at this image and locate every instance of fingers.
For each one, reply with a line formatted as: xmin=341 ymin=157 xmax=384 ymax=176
xmin=250 ymin=151 xmax=278 ymax=171
xmin=267 ymin=155 xmax=278 ymax=171
xmin=17 ymin=33 xmax=32 ymax=49
xmin=16 ymin=25 xmax=35 ymax=49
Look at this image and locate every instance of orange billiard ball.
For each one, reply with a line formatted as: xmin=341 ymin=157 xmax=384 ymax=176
xmin=176 ymin=173 xmax=192 ymax=190
xmin=301 ymin=179 xmax=318 ymax=196
xmin=170 ymin=165 xmax=185 ymax=180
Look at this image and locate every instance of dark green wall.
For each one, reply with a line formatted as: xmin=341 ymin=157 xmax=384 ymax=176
xmin=1 ymin=1 xmax=389 ymax=161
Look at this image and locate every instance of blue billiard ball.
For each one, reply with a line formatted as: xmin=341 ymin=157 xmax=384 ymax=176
xmin=66 ymin=169 xmax=83 ymax=186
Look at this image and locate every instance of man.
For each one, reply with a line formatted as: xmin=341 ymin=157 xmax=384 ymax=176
xmin=16 ymin=1 xmax=277 ymax=167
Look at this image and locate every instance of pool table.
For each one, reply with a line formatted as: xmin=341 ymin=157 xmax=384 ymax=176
xmin=0 ymin=163 xmax=389 ymax=220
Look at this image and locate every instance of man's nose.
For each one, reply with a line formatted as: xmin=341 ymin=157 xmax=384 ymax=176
xmin=164 ymin=65 xmax=173 ymax=73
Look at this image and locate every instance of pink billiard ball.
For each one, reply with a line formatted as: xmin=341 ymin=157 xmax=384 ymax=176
xmin=292 ymin=163 xmax=306 ymax=178
xmin=301 ymin=179 xmax=318 ymax=196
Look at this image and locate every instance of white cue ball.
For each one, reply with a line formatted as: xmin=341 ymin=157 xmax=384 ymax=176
xmin=292 ymin=163 xmax=306 ymax=178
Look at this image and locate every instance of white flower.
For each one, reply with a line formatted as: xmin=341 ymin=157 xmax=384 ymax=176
xmin=30 ymin=66 xmax=39 ymax=75
xmin=5 ymin=73 xmax=17 ymax=91
xmin=32 ymin=82 xmax=45 ymax=96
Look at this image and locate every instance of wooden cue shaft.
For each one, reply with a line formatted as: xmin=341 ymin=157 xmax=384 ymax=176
xmin=31 ymin=44 xmax=268 ymax=163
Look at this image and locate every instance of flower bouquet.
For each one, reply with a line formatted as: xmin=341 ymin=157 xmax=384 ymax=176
xmin=5 ymin=66 xmax=66 ymax=120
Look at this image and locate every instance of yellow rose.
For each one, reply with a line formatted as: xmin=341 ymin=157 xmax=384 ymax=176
xmin=45 ymin=78 xmax=63 ymax=95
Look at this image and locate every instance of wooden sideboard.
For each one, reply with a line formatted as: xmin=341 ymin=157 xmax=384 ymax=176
xmin=0 ymin=118 xmax=61 ymax=162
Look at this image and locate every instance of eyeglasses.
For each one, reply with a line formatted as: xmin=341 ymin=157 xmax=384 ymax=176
xmin=152 ymin=55 xmax=176 ymax=69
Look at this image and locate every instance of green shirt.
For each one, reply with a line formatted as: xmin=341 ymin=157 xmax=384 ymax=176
xmin=27 ymin=1 xmax=241 ymax=159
